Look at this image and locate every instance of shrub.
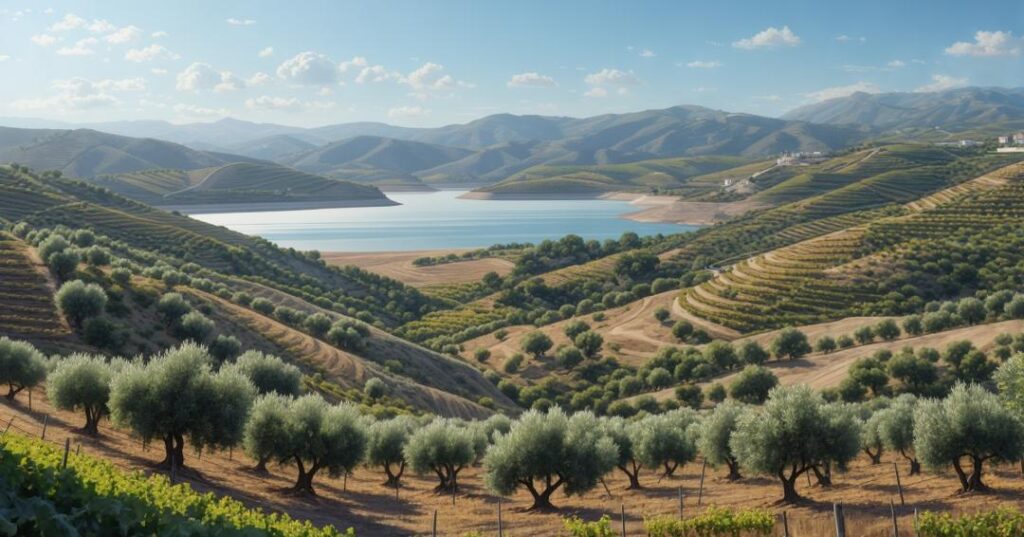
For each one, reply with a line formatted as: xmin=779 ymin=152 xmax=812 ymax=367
xmin=574 ymin=331 xmax=603 ymax=358
xmin=814 ymin=336 xmax=837 ymax=354
xmin=83 ymin=316 xmax=124 ymax=351
xmin=303 ymin=313 xmax=332 ymax=337
xmin=208 ymin=334 xmax=242 ymax=363
xmin=770 ymin=328 xmax=810 ymax=360
xmin=48 ymin=250 xmax=80 ymax=281
xmin=56 ymin=280 xmax=107 ymax=328
xmin=110 ymin=267 xmax=132 ymax=286
xmin=564 ymin=320 xmax=590 ymax=340
xmin=653 ymin=307 xmax=670 ymax=323
xmin=327 ymin=319 xmax=370 ymax=353
xmin=503 ymin=353 xmax=524 ymax=373
xmin=837 ymin=334 xmax=855 ymax=348
xmin=707 ymin=383 xmax=727 ymax=403
xmin=674 ymin=384 xmax=704 ymax=409
xmin=175 ymin=311 xmax=213 ymax=342
xmin=556 ymin=346 xmax=584 ymax=369
xmin=728 ymin=365 xmax=778 ymax=404
xmin=737 ymin=340 xmax=769 ymax=365
xmin=520 ymin=331 xmax=553 ymax=359
xmin=156 ymin=292 xmax=191 ymax=324
xmin=874 ymin=319 xmax=901 ymax=341
xmin=473 ymin=348 xmax=491 ymax=363
xmin=901 ymin=315 xmax=923 ymax=336
xmin=671 ymin=320 xmax=694 ymax=342
xmin=251 ymin=298 xmax=275 ymax=315
xmin=364 ymin=378 xmax=386 ymax=400
xmin=854 ymin=325 xmax=875 ymax=345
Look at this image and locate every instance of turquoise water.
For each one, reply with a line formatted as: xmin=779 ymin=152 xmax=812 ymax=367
xmin=191 ymin=191 xmax=695 ymax=252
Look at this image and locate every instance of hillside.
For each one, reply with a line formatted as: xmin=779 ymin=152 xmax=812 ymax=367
xmin=225 ymin=133 xmax=318 ymax=160
xmin=92 ymin=162 xmax=393 ymax=209
xmin=0 ymin=126 xmax=258 ymax=178
xmin=783 ymin=87 xmax=1024 ymax=133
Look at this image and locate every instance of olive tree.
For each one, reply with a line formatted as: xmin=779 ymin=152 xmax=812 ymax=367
xmin=737 ymin=340 xmax=769 ymax=365
xmin=520 ymin=331 xmax=553 ymax=359
xmin=367 ymin=416 xmax=416 ymax=487
xmin=55 ymin=280 xmax=107 ymax=328
xmin=697 ymin=400 xmax=747 ymax=480
xmin=109 ymin=343 xmax=256 ymax=470
xmin=574 ymin=331 xmax=603 ymax=358
xmin=483 ymin=408 xmax=617 ymax=510
xmin=634 ymin=409 xmax=698 ymax=478
xmin=770 ymin=328 xmax=811 ymax=360
xmin=175 ymin=311 xmax=213 ymax=342
xmin=731 ymin=385 xmax=860 ymax=502
xmin=405 ymin=418 xmax=476 ymax=493
xmin=876 ymin=395 xmax=921 ymax=475
xmin=0 ymin=338 xmax=47 ymax=400
xmin=995 ymin=353 xmax=1024 ymax=415
xmin=46 ymin=354 xmax=120 ymax=434
xmin=728 ymin=365 xmax=778 ymax=404
xmin=861 ymin=410 xmax=885 ymax=465
xmin=277 ymin=395 xmax=367 ymax=495
xmin=602 ymin=417 xmax=644 ymax=489
xmin=914 ymin=383 xmax=1024 ymax=493
xmin=224 ymin=350 xmax=302 ymax=396
xmin=156 ymin=292 xmax=191 ymax=324
xmin=242 ymin=393 xmax=291 ymax=473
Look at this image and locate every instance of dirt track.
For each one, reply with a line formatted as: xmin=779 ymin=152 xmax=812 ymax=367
xmin=323 ymin=250 xmax=515 ymax=288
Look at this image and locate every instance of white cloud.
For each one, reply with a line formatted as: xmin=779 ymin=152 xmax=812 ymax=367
xmin=56 ymin=37 xmax=98 ymax=56
xmin=686 ymin=60 xmax=722 ymax=69
xmin=248 ymin=72 xmax=272 ymax=86
xmin=173 ymin=103 xmax=229 ymax=118
xmin=245 ymin=95 xmax=302 ymax=111
xmin=176 ymin=62 xmax=244 ymax=92
xmin=150 ymin=68 xmax=168 ymax=75
xmin=835 ymin=34 xmax=866 ymax=43
xmin=805 ymin=81 xmax=880 ymax=102
xmin=104 ymin=25 xmax=142 ymax=44
xmin=584 ymin=87 xmax=608 ymax=98
xmin=639 ymin=49 xmax=655 ymax=58
xmin=86 ymin=19 xmax=115 ymax=33
xmin=258 ymin=46 xmax=274 ymax=58
xmin=356 ymin=64 xmax=401 ymax=84
xmin=338 ymin=56 xmax=368 ymax=74
xmin=507 ymin=72 xmax=557 ymax=88
xmin=945 ymin=30 xmax=1021 ymax=57
xmin=388 ymin=105 xmax=429 ymax=119
xmin=406 ymin=62 xmax=455 ymax=90
xmin=124 ymin=44 xmax=179 ymax=62
xmin=733 ymin=26 xmax=801 ymax=49
xmin=584 ymin=68 xmax=640 ymax=86
xmin=915 ymin=74 xmax=968 ymax=93
xmin=30 ymin=34 xmax=57 ymax=46
xmin=11 ymin=77 xmax=141 ymax=111
xmin=151 ymin=30 xmax=168 ymax=38
xmin=276 ymin=51 xmax=338 ymax=85
xmin=887 ymin=60 xmax=906 ymax=68
xmin=226 ymin=18 xmax=256 ymax=26
xmin=48 ymin=13 xmax=86 ymax=32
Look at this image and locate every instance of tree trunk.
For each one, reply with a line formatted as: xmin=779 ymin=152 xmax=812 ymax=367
xmin=864 ymin=447 xmax=882 ymax=465
xmin=952 ymin=456 xmax=970 ymax=492
xmin=383 ymin=461 xmax=405 ymax=487
xmin=726 ymin=458 xmax=742 ymax=481
xmin=811 ymin=463 xmax=832 ymax=487
xmin=619 ymin=461 xmax=642 ymax=490
xmin=158 ymin=433 xmax=185 ymax=470
xmin=662 ymin=461 xmax=679 ymax=478
xmin=5 ymin=384 xmax=22 ymax=400
xmin=291 ymin=457 xmax=321 ymax=495
xmin=523 ymin=476 xmax=564 ymax=511
xmin=82 ymin=409 xmax=99 ymax=436
xmin=253 ymin=457 xmax=269 ymax=474
xmin=965 ymin=455 xmax=988 ymax=492
xmin=899 ymin=448 xmax=920 ymax=476
xmin=778 ymin=468 xmax=802 ymax=503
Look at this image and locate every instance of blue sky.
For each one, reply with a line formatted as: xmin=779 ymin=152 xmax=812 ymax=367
xmin=0 ymin=0 xmax=1021 ymax=127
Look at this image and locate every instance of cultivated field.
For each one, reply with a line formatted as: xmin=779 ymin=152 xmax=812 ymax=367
xmin=324 ymin=250 xmax=515 ymax=288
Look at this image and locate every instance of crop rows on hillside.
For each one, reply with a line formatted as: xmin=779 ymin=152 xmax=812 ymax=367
xmin=0 ymin=233 xmax=67 ymax=337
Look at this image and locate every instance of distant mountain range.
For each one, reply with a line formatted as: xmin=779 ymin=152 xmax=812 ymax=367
xmin=783 ymin=87 xmax=1024 ymax=132
xmin=1 ymin=86 xmax=1021 ymax=195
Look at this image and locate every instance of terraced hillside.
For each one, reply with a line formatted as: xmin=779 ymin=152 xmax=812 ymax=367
xmin=682 ymin=161 xmax=1024 ymax=332
xmin=91 ymin=162 xmax=391 ymax=207
xmin=0 ymin=232 xmax=68 ymax=340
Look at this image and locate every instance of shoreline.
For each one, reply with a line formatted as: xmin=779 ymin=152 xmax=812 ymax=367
xmin=159 ymin=197 xmax=400 ymax=215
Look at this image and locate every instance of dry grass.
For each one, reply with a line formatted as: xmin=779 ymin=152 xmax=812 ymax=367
xmin=4 ymin=392 xmax=1024 ymax=537
xmin=323 ymin=250 xmax=515 ymax=288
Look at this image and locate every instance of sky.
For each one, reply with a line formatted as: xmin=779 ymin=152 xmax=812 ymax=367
xmin=0 ymin=0 xmax=1021 ymax=128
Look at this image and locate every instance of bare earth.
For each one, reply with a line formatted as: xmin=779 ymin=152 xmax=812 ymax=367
xmin=622 ymin=197 xmax=771 ymax=226
xmin=4 ymin=392 xmax=1023 ymax=537
xmin=323 ymin=250 xmax=515 ymax=288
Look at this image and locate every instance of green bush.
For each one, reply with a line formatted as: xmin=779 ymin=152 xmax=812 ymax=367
xmin=645 ymin=507 xmax=775 ymax=536
xmin=918 ymin=508 xmax=1024 ymax=537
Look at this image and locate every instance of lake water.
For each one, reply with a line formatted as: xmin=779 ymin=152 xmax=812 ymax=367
xmin=191 ymin=191 xmax=695 ymax=252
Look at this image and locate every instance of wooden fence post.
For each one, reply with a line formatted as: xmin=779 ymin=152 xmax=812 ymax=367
xmin=497 ymin=497 xmax=503 ymax=537
xmin=697 ymin=459 xmax=707 ymax=506
xmin=40 ymin=414 xmax=48 ymax=440
xmin=432 ymin=509 xmax=437 ymax=537
xmin=913 ymin=508 xmax=919 ymax=537
xmin=677 ymin=487 xmax=683 ymax=520
xmin=1 ymin=416 xmax=13 ymax=437
xmin=28 ymin=389 xmax=32 ymax=412
xmin=76 ymin=444 xmax=81 ymax=456
xmin=782 ymin=511 xmax=790 ymax=537
xmin=892 ymin=463 xmax=905 ymax=506
xmin=620 ymin=503 xmax=626 ymax=537
xmin=833 ymin=502 xmax=846 ymax=537
xmin=890 ymin=499 xmax=900 ymax=537
xmin=170 ymin=456 xmax=177 ymax=485
xmin=61 ymin=438 xmax=70 ymax=469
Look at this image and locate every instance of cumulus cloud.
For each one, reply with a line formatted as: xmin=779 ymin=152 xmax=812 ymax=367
xmin=176 ymin=62 xmax=244 ymax=92
xmin=11 ymin=77 xmax=143 ymax=111
xmin=258 ymin=46 xmax=273 ymax=58
xmin=686 ymin=60 xmax=722 ymax=69
xmin=124 ymin=44 xmax=179 ymax=62
xmin=805 ymin=81 xmax=880 ymax=102
xmin=406 ymin=62 xmax=455 ymax=90
xmin=104 ymin=25 xmax=142 ymax=44
xmin=507 ymin=72 xmax=557 ymax=88
xmin=56 ymin=37 xmax=98 ymax=56
xmin=584 ymin=87 xmax=608 ymax=98
xmin=915 ymin=74 xmax=968 ymax=93
xmin=226 ymin=18 xmax=256 ymax=26
xmin=733 ymin=26 xmax=801 ymax=49
xmin=31 ymin=34 xmax=57 ymax=46
xmin=276 ymin=51 xmax=338 ymax=85
xmin=945 ymin=30 xmax=1021 ymax=57
xmin=48 ymin=13 xmax=86 ymax=32
xmin=584 ymin=68 xmax=640 ymax=87
xmin=248 ymin=72 xmax=272 ymax=86
xmin=388 ymin=105 xmax=429 ymax=119
xmin=245 ymin=95 xmax=302 ymax=111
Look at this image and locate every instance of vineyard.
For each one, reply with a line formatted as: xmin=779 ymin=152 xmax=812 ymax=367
xmin=0 ymin=232 xmax=68 ymax=339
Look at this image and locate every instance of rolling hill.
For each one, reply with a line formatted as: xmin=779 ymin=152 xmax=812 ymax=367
xmin=783 ymin=87 xmax=1024 ymax=132
xmin=0 ymin=126 xmax=258 ymax=178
